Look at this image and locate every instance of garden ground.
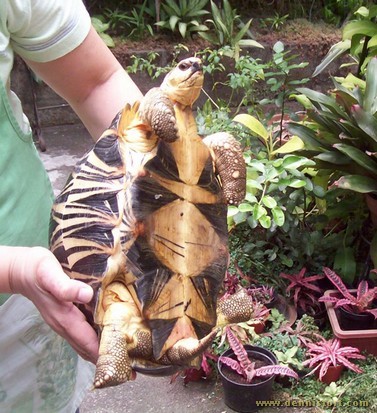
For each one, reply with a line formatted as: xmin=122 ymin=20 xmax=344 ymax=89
xmin=40 ymin=123 xmax=318 ymax=413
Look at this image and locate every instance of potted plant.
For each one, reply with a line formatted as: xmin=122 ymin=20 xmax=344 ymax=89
xmin=280 ymin=267 xmax=326 ymax=320
xmin=303 ymin=337 xmax=365 ymax=384
xmin=319 ymin=267 xmax=377 ymax=329
xmin=248 ymin=284 xmax=278 ymax=309
xmin=218 ymin=327 xmax=298 ymax=412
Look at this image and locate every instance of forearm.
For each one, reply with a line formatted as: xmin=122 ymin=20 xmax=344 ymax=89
xmin=25 ymin=26 xmax=143 ymax=141
xmin=69 ymin=68 xmax=143 ymax=139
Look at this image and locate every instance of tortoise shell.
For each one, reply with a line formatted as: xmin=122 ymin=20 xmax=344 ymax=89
xmin=50 ymin=57 xmax=246 ymax=387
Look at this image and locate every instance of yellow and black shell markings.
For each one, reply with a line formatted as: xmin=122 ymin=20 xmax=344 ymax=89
xmin=126 ymin=136 xmax=229 ymax=359
xmin=50 ymin=57 xmax=246 ymax=388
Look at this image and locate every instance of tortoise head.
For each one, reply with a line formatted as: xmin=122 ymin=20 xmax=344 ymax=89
xmin=161 ymin=57 xmax=203 ymax=107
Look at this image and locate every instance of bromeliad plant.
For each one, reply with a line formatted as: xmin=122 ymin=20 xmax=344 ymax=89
xmin=280 ymin=267 xmax=325 ymax=314
xmin=319 ymin=266 xmax=377 ymax=317
xmin=303 ymin=337 xmax=365 ymax=381
xmin=219 ymin=327 xmax=299 ymax=383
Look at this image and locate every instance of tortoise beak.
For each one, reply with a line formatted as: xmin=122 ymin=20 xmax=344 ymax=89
xmin=191 ymin=60 xmax=202 ymax=74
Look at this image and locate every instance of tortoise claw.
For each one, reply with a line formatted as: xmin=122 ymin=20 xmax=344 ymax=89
xmin=163 ymin=329 xmax=218 ymax=366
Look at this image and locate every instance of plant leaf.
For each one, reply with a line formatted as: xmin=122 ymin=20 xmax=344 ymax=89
xmin=312 ymin=40 xmax=351 ymax=77
xmin=333 ymin=174 xmax=377 ymax=194
xmin=233 ymin=114 xmax=269 ymax=141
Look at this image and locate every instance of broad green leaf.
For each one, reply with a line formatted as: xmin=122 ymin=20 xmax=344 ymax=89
xmin=245 ymin=193 xmax=258 ymax=203
xmin=333 ymin=143 xmax=377 ymax=176
xmin=281 ymin=155 xmax=314 ymax=170
xmin=368 ymin=34 xmax=377 ymax=48
xmin=262 ymin=195 xmax=277 ymax=208
xmin=237 ymin=203 xmax=254 ymax=213
xmin=312 ymin=40 xmax=350 ymax=77
xmin=178 ymin=21 xmax=187 ymax=38
xmin=315 ymin=151 xmax=352 ymax=165
xmin=246 ymin=179 xmax=263 ymax=191
xmin=253 ymin=204 xmax=267 ymax=220
xmin=343 ymin=20 xmax=377 ymax=40
xmin=271 ymin=207 xmax=285 ymax=226
xmin=334 ymin=174 xmax=377 ymax=194
xmin=286 ymin=122 xmax=329 ymax=150
xmin=272 ymin=136 xmax=304 ymax=155
xmin=290 ymin=94 xmax=313 ymax=109
xmin=296 ymin=88 xmax=345 ymax=118
xmin=233 ymin=114 xmax=269 ymax=141
xmin=259 ymin=215 xmax=271 ymax=229
xmin=169 ymin=15 xmax=180 ymax=31
xmin=273 ymin=41 xmax=284 ymax=53
xmin=238 ymin=39 xmax=264 ymax=48
xmin=99 ymin=33 xmax=115 ymax=48
xmin=351 ymin=105 xmax=377 ymax=142
xmin=288 ymin=179 xmax=307 ymax=188
xmin=364 ymin=57 xmax=377 ymax=114
xmin=227 ymin=205 xmax=239 ymax=217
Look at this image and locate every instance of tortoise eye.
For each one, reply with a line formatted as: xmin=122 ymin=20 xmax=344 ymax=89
xmin=178 ymin=62 xmax=190 ymax=71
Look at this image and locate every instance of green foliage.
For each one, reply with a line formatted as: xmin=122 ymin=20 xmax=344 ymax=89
xmin=156 ymin=0 xmax=209 ymax=38
xmin=260 ymin=12 xmax=289 ymax=31
xmin=126 ymin=52 xmax=170 ymax=78
xmin=228 ymin=114 xmax=320 ymax=232
xmin=104 ymin=1 xmax=155 ymax=39
xmin=198 ymin=0 xmax=263 ymax=60
xmin=91 ymin=16 xmax=115 ymax=47
xmin=290 ymin=57 xmax=377 ymax=195
xmin=260 ymin=41 xmax=309 ymax=117
xmin=313 ymin=4 xmax=377 ymax=77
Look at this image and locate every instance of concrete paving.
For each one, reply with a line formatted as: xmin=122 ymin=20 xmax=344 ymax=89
xmin=40 ymin=123 xmax=313 ymax=413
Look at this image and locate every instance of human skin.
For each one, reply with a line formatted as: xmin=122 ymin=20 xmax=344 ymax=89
xmin=0 ymin=25 xmax=143 ymax=363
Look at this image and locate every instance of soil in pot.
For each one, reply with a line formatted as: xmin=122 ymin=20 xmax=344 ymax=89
xmin=218 ymin=346 xmax=277 ymax=413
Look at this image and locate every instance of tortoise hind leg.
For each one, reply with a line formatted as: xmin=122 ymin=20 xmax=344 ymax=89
xmin=159 ymin=329 xmax=218 ymax=367
xmin=94 ymin=282 xmax=152 ymax=388
xmin=202 ymin=132 xmax=246 ymax=205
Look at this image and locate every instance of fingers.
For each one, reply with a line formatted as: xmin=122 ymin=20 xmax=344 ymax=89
xmin=34 ymin=293 xmax=99 ymax=363
xmin=20 ymin=247 xmax=99 ymax=362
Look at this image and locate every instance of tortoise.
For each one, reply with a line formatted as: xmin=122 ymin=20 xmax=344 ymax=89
xmin=50 ymin=57 xmax=247 ymax=388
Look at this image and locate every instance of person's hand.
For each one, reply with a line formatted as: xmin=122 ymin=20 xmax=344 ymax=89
xmin=7 ymin=246 xmax=99 ymax=363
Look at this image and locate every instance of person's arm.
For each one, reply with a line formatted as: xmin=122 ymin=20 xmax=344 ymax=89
xmin=24 ymin=26 xmax=143 ymax=140
xmin=0 ymin=246 xmax=99 ymax=363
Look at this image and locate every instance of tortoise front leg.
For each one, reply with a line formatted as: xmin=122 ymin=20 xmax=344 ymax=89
xmin=202 ymin=132 xmax=246 ymax=205
xmin=138 ymin=88 xmax=178 ymax=142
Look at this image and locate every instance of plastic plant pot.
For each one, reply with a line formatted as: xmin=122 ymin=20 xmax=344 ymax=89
xmin=218 ymin=345 xmax=277 ymax=413
xmin=324 ymin=290 xmax=377 ymax=356
xmin=315 ymin=364 xmax=344 ymax=384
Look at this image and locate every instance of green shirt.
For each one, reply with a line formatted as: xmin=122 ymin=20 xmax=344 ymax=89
xmin=0 ymin=1 xmax=94 ymax=412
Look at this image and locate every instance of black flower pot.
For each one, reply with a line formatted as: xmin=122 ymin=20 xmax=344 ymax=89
xmin=218 ymin=345 xmax=277 ymax=413
xmin=338 ymin=306 xmax=375 ymax=330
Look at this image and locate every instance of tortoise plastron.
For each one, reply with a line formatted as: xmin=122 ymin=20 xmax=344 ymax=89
xmin=50 ymin=57 xmax=247 ymax=388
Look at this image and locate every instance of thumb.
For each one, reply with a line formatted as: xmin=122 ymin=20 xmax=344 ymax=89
xmin=37 ymin=253 xmax=93 ymax=304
